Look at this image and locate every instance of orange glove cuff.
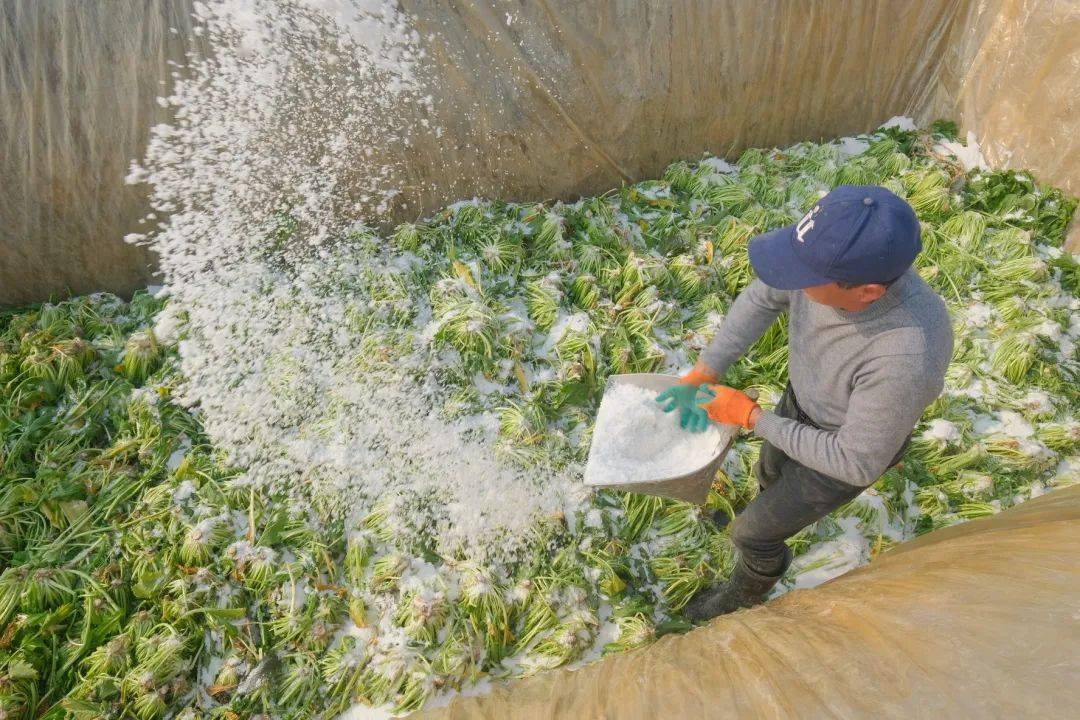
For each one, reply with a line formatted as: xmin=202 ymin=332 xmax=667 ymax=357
xmin=678 ymin=365 xmax=718 ymax=387
xmin=699 ymin=385 xmax=758 ymax=429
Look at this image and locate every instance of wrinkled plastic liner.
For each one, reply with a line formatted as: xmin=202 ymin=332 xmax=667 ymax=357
xmin=416 ymin=486 xmax=1080 ymax=719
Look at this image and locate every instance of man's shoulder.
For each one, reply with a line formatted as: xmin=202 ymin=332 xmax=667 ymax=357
xmin=904 ymin=271 xmax=951 ymax=320
xmin=861 ymin=325 xmax=925 ymax=358
xmin=903 ymin=274 xmax=952 ymax=342
xmin=869 ymin=274 xmax=953 ymax=359
xmin=748 ymin=278 xmax=795 ymax=303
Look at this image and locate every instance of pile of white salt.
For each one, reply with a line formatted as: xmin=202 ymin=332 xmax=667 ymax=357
xmin=584 ymin=383 xmax=725 ymax=487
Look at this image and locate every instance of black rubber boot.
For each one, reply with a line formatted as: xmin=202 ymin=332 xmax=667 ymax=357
xmin=682 ymin=550 xmax=790 ymax=622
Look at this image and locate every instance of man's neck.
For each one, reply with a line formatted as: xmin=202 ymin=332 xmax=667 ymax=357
xmin=831 ymin=270 xmax=913 ymax=321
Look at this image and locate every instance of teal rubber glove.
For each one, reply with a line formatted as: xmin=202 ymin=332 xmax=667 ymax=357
xmin=656 ymin=383 xmax=711 ymax=433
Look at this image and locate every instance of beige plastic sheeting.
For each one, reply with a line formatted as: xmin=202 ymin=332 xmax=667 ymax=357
xmin=1 ymin=0 xmax=1078 ymax=305
xmin=0 ymin=0 xmax=205 ymax=305
xmin=391 ymin=0 xmax=961 ymax=217
xmin=923 ymin=0 xmax=1080 ymax=250
xmin=414 ymin=485 xmax=1080 ymax=719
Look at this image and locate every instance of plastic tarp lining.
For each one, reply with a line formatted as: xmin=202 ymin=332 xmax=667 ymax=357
xmin=925 ymin=0 xmax=1080 ymax=242
xmin=1 ymin=0 xmax=1078 ymax=305
xmin=0 ymin=0 xmax=204 ymax=305
xmin=413 ymin=485 xmax=1080 ymax=719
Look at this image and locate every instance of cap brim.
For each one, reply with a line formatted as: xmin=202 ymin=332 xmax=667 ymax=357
xmin=747 ymin=224 xmax=835 ymax=290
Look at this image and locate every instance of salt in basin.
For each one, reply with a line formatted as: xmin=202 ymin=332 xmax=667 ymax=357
xmin=583 ymin=373 xmax=741 ymax=504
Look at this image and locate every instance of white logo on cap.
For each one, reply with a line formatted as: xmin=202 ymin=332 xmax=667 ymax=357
xmin=796 ymin=205 xmax=821 ymax=243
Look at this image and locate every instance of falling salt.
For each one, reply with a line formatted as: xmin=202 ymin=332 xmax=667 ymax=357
xmin=584 ymin=383 xmax=725 ymax=487
xmin=130 ymin=0 xmax=584 ymax=556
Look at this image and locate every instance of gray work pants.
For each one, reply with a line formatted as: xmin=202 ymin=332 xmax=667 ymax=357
xmin=729 ymin=385 xmax=908 ymax=577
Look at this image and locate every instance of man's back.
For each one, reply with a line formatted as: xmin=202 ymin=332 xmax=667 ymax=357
xmin=786 ymin=268 xmax=953 ymax=433
xmin=701 ymin=270 xmax=953 ymax=486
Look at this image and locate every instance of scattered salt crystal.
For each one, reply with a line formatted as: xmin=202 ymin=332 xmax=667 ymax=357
xmin=1035 ymin=319 xmax=1063 ymax=342
xmin=879 ymin=116 xmax=917 ymax=132
xmin=850 ymin=490 xmax=904 ymax=540
xmin=584 ymin=383 xmax=726 ymax=487
xmin=933 ymin=131 xmax=989 ymax=171
xmin=336 ymin=701 xmax=396 ymax=720
xmin=699 ymin=156 xmax=736 ymax=175
xmin=963 ymin=302 xmax=994 ymax=328
xmin=780 ymin=517 xmax=869 ymax=593
xmin=199 ymin=655 xmax=226 ymax=689
xmin=1017 ymin=390 xmax=1054 ymax=416
xmin=583 ymin=508 xmax=603 ymax=528
xmin=960 ymin=473 xmax=993 ymax=498
xmin=540 ymin=311 xmax=590 ymax=352
xmin=1017 ymin=438 xmax=1053 ymax=460
xmin=152 ymin=297 xmax=184 ymax=345
xmin=636 ymin=185 xmax=671 ymax=201
xmin=699 ymin=156 xmax=738 ymax=183
xmin=974 ymin=410 xmax=1034 ymax=439
xmin=167 ymin=435 xmax=193 ymax=471
xmin=1055 ymin=457 xmax=1079 ymax=485
xmin=836 ymin=136 xmax=870 ymax=159
xmin=920 ymin=418 xmax=961 ymax=444
xmin=471 ymin=372 xmax=507 ymax=396
xmin=173 ymin=480 xmax=197 ymax=503
xmin=129 ymin=386 xmax=160 ymax=407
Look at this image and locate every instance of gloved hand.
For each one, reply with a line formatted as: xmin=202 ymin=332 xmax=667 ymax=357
xmin=656 ymin=366 xmax=718 ymax=433
xmin=696 ymin=384 xmax=759 ymax=429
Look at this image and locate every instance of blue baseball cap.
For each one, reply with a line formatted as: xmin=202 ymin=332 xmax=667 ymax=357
xmin=747 ymin=185 xmax=921 ymax=290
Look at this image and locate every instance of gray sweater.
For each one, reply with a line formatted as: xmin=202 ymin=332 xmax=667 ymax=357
xmin=700 ymin=270 xmax=953 ymax=486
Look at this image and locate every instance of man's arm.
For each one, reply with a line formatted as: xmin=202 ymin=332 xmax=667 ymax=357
xmin=696 ymin=279 xmax=790 ymax=378
xmin=750 ymin=354 xmax=939 ymax=486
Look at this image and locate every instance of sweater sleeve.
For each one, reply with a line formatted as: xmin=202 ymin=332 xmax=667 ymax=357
xmin=698 ymin=279 xmax=790 ymax=376
xmin=753 ymin=353 xmax=941 ymax=486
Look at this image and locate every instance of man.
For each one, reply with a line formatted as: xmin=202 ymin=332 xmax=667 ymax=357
xmin=656 ymin=184 xmax=953 ymax=621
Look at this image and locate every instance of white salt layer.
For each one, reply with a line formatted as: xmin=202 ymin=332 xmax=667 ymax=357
xmin=584 ymin=383 xmax=725 ymax=487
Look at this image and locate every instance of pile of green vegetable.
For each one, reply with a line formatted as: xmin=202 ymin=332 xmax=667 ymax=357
xmin=1 ymin=121 xmax=1077 ymax=719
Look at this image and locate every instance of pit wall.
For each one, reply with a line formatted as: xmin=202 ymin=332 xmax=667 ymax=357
xmin=923 ymin=0 xmax=1080 ymax=239
xmin=0 ymin=0 xmax=1076 ymax=306
xmin=0 ymin=1 xmax=204 ymax=306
